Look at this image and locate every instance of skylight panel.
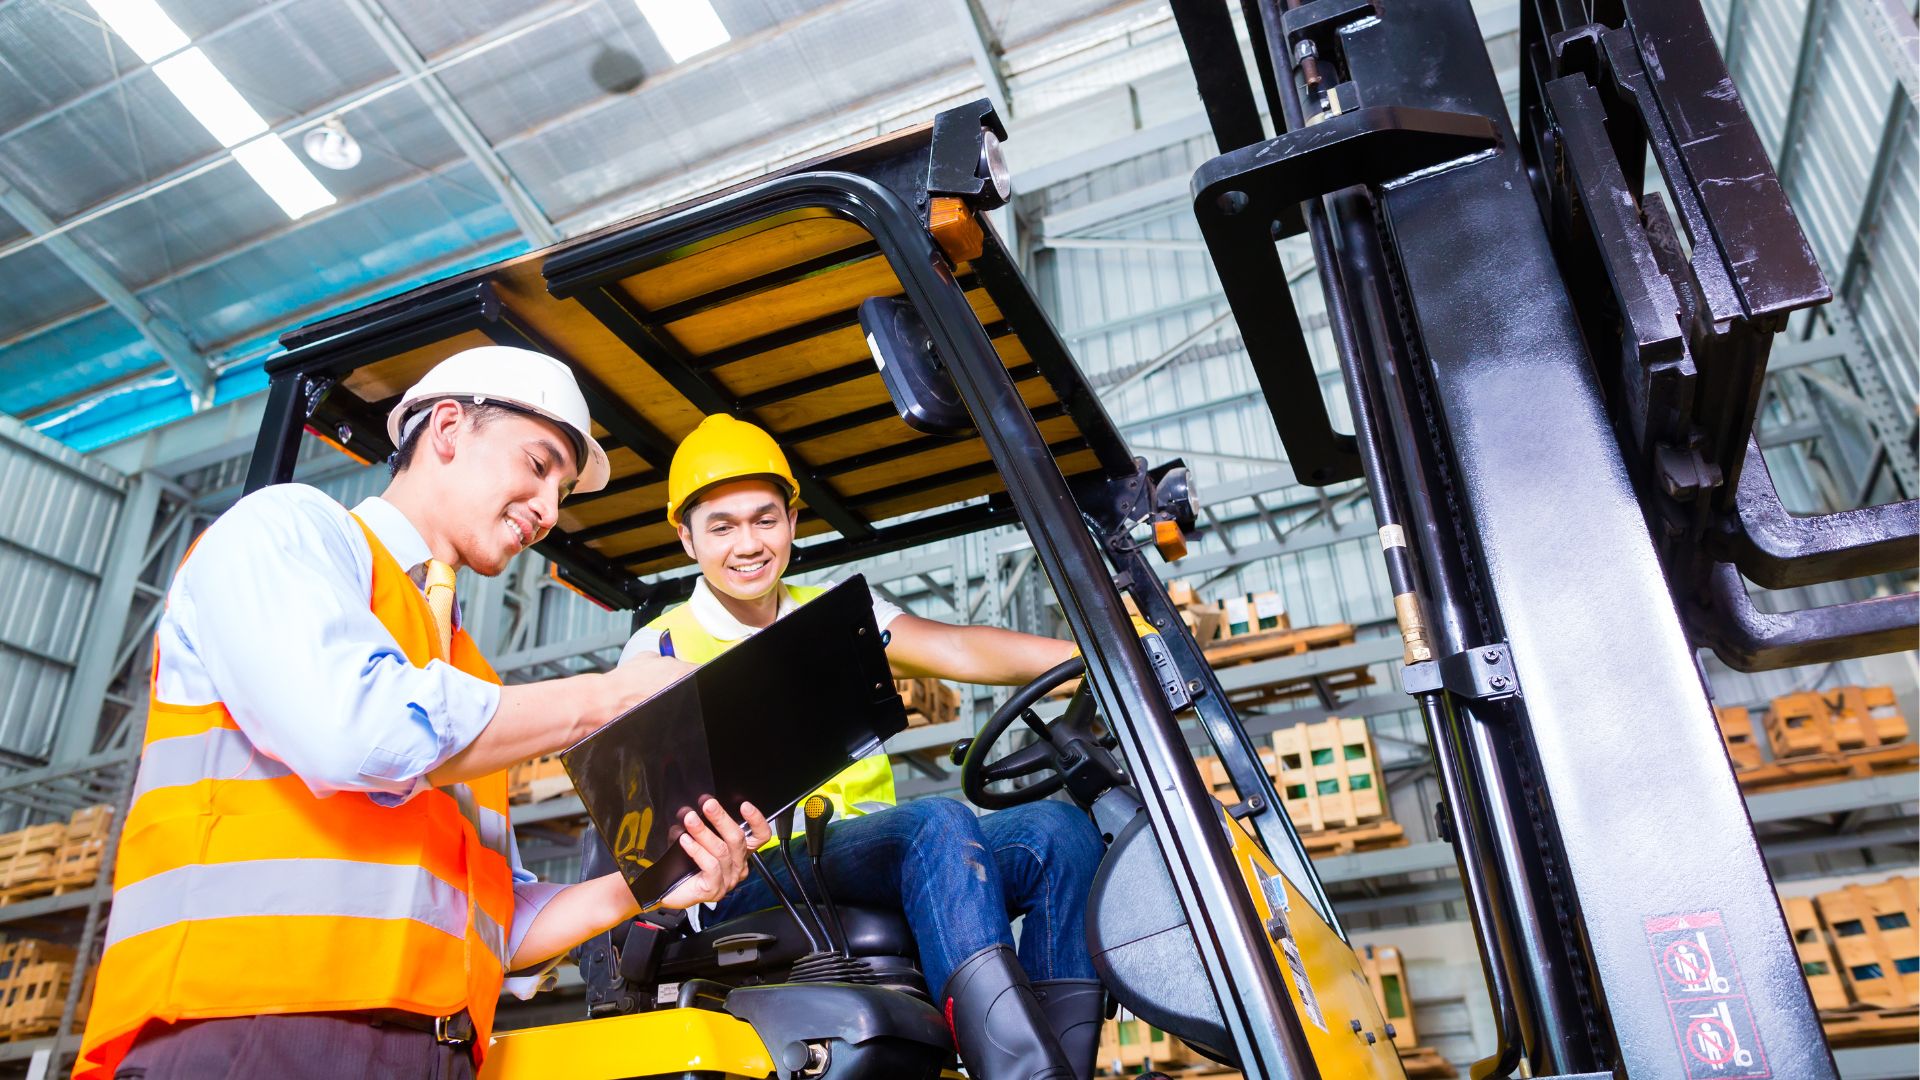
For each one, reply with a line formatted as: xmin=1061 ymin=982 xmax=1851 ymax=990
xmin=87 ymin=0 xmax=338 ymax=220
xmin=152 ymin=48 xmax=268 ymax=147
xmin=86 ymin=0 xmax=189 ymax=64
xmin=232 ymin=135 xmax=338 ymax=220
xmin=635 ymin=0 xmax=730 ymax=63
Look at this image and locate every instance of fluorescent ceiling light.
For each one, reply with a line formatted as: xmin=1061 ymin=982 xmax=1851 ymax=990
xmin=635 ymin=0 xmax=729 ymax=63
xmin=153 ymin=48 xmax=267 ymax=147
xmin=87 ymin=0 xmax=189 ymax=64
xmin=232 ymin=136 xmax=337 ymax=220
xmin=145 ymin=40 xmax=338 ymax=219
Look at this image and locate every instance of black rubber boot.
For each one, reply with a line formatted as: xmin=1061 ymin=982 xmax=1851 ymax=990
xmin=942 ymin=945 xmax=1074 ymax=1080
xmin=1032 ymin=980 xmax=1106 ymax=1080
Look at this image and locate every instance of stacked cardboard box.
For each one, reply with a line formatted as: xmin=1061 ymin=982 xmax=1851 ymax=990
xmin=1359 ymin=944 xmax=1418 ymax=1049
xmin=1193 ymin=718 xmax=1404 ymax=855
xmin=1272 ymin=718 xmax=1387 ymax=832
xmin=1221 ymin=590 xmax=1288 ymax=638
xmin=1358 ymin=943 xmax=1458 ymax=1077
xmin=1122 ymin=580 xmax=1228 ymax=644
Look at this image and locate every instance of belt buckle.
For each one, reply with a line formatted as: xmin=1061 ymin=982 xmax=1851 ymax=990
xmin=434 ymin=1013 xmax=474 ymax=1046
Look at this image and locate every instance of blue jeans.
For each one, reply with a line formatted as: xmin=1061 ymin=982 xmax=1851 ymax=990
xmin=708 ymin=798 xmax=1104 ymax=996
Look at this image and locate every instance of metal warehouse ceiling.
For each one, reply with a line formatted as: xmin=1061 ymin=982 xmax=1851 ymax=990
xmin=0 ymin=0 xmax=1150 ymax=449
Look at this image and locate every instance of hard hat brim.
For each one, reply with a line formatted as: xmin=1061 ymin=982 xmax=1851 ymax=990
xmin=669 ymin=474 xmax=797 ymax=528
xmin=386 ymin=396 xmax=610 ymax=494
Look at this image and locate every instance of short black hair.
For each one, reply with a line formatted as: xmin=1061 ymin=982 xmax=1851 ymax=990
xmin=387 ymin=400 xmax=518 ymax=477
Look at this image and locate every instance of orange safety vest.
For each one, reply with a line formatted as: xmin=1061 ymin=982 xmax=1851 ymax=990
xmin=75 ymin=515 xmax=517 ymax=1079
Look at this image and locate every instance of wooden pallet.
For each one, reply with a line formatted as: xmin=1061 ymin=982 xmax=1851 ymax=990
xmin=1211 ymin=625 xmax=1376 ymax=707
xmin=1054 ymin=621 xmax=1372 ymax=705
xmin=1299 ymin=819 xmax=1407 ymax=857
xmin=0 ymin=876 xmax=93 ymax=906
xmin=0 ymin=960 xmax=72 ymax=1042
xmin=1820 ymin=1004 xmax=1919 ymax=1048
xmin=1398 ymin=1045 xmax=1457 ymax=1078
xmin=0 ymin=805 xmax=115 ymax=905
xmin=1735 ymin=741 xmax=1917 ymax=793
xmin=1204 ymin=623 xmax=1356 ymax=668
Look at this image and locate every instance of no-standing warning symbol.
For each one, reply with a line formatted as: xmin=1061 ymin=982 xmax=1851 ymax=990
xmin=1645 ymin=911 xmax=1771 ymax=1079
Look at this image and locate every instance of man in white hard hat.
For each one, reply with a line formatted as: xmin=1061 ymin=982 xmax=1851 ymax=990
xmin=77 ymin=346 xmax=769 ymax=1080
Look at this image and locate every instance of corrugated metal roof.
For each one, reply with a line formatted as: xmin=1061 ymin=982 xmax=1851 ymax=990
xmin=0 ymin=0 xmax=1159 ymax=449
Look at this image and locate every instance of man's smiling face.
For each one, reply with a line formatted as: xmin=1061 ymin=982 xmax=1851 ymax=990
xmin=678 ymin=478 xmax=796 ymax=602
xmin=433 ymin=403 xmax=578 ymax=576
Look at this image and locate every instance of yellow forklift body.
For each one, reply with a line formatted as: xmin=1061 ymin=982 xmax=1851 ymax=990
xmin=1222 ymin=803 xmax=1408 ymax=1079
xmin=478 ymin=1008 xmax=777 ymax=1080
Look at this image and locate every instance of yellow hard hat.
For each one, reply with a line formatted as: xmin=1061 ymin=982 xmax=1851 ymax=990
xmin=667 ymin=414 xmax=799 ymax=527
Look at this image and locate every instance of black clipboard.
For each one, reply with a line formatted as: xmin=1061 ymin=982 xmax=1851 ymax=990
xmin=562 ymin=576 xmax=908 ymax=907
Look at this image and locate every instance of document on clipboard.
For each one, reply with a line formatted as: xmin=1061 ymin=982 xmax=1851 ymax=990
xmin=562 ymin=575 xmax=908 ymax=907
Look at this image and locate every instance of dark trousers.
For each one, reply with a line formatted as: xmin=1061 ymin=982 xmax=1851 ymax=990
xmin=115 ymin=1014 xmax=476 ymax=1080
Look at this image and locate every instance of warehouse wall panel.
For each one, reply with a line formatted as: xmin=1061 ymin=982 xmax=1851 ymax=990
xmin=0 ymin=416 xmax=127 ymax=761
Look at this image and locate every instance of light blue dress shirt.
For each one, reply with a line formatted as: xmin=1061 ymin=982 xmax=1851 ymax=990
xmin=153 ymin=483 xmax=565 ymax=995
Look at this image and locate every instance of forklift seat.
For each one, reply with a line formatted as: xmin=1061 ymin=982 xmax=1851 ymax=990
xmin=659 ymin=905 xmax=917 ymax=977
xmin=624 ymin=903 xmax=928 ymax=1001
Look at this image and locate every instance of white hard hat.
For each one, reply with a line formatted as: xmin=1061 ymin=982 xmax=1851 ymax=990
xmin=386 ymin=346 xmax=610 ymax=493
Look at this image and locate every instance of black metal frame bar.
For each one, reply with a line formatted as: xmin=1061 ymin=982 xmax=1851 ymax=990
xmin=1520 ymin=2 xmax=1917 ymax=672
xmin=560 ymin=283 xmax=878 ymax=541
xmin=249 ymin=281 xmax=670 ymax=610
xmin=562 ymin=392 xmax=1068 ymax=548
xmin=1188 ymin=105 xmax=1497 ymax=486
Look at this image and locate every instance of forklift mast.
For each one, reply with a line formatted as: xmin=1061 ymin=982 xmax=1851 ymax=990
xmin=1171 ymin=0 xmax=1918 ymax=1078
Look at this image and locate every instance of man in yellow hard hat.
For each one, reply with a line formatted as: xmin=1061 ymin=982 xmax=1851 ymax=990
xmin=617 ymin=414 xmax=1110 ymax=1080
xmin=78 ymin=347 xmax=769 ymax=1080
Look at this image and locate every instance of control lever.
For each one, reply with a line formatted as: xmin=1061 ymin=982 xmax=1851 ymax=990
xmin=775 ymin=807 xmax=832 ymax=950
xmin=803 ymin=795 xmax=851 ymax=956
xmin=746 ymin=846 xmax=823 ymax=956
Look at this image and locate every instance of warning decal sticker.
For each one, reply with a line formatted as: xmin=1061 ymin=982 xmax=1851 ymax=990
xmin=1644 ymin=911 xmax=1772 ymax=1079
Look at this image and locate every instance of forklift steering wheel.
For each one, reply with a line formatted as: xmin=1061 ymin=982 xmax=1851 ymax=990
xmin=955 ymin=656 xmax=1094 ymax=810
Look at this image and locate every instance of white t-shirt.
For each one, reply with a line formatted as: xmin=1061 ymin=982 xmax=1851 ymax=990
xmin=618 ymin=577 xmax=905 ymax=666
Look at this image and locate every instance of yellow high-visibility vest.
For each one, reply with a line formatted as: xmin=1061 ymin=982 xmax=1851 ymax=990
xmin=644 ymin=583 xmax=897 ymax=833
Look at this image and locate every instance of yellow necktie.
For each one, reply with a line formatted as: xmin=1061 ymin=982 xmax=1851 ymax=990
xmin=423 ymin=559 xmax=458 ymax=659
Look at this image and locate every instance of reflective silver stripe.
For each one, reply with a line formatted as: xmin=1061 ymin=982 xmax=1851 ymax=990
xmin=476 ymin=805 xmax=511 ymax=860
xmin=444 ymin=784 xmax=511 ymax=860
xmin=474 ymin=906 xmax=508 ymax=969
xmin=106 ymin=858 xmax=511 ymax=969
xmin=852 ymin=801 xmax=892 ymax=816
xmin=132 ymin=728 xmax=292 ymax=803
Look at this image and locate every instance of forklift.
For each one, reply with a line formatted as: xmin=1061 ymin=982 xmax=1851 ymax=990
xmin=249 ymin=90 xmax=1397 ymax=1080
xmin=245 ymin=0 xmax=1916 ymax=1077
